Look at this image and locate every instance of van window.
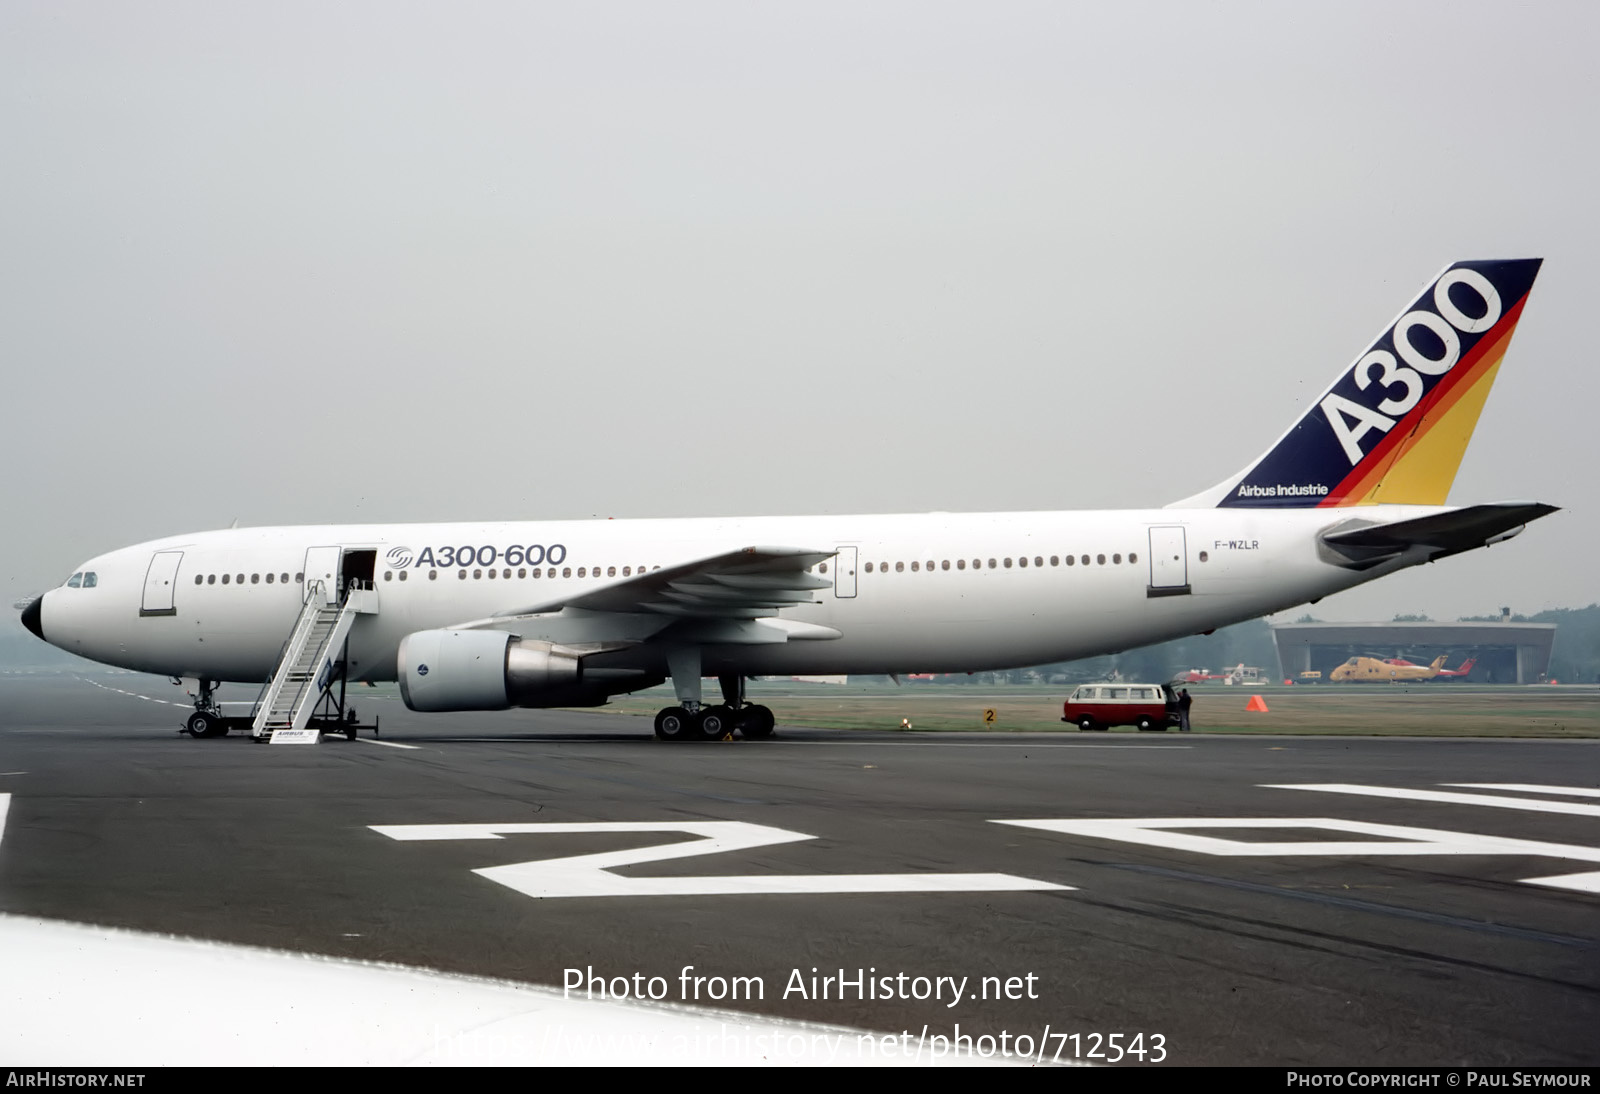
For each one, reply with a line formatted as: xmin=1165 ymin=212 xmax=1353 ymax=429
xmin=1109 ymin=688 xmax=1128 ymax=700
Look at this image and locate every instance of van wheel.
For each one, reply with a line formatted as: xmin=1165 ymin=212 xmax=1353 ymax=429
xmin=1076 ymin=716 xmax=1097 ymax=732
xmin=1136 ymin=716 xmax=1159 ymax=732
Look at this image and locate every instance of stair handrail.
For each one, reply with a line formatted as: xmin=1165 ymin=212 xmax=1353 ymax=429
xmin=283 ymin=598 xmax=363 ymax=733
xmin=251 ymin=585 xmax=335 ymax=737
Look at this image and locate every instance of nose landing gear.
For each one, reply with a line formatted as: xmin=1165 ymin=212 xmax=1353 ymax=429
xmin=183 ymin=679 xmax=228 ymax=738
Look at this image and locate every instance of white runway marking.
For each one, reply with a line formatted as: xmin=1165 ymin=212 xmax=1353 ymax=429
xmin=1444 ymin=783 xmax=1600 ymax=798
xmin=355 ymin=737 xmax=421 ymax=750
xmin=1263 ymin=783 xmax=1600 ymax=818
xmin=372 ymin=820 xmax=1070 ymax=899
xmin=1521 ymin=871 xmax=1600 ymax=894
xmin=998 ymin=817 xmax=1600 ymax=894
xmin=0 ymin=794 xmax=9 ymax=848
xmin=78 ymin=676 xmax=188 ymax=707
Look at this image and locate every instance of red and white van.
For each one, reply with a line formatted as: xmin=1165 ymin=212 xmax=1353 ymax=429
xmin=1062 ymin=683 xmax=1180 ymax=732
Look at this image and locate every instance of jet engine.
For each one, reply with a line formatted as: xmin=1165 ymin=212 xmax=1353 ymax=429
xmin=397 ymin=629 xmax=588 ymax=711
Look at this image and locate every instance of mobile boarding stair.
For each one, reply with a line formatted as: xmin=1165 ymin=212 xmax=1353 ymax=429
xmin=250 ymin=580 xmax=380 ymax=744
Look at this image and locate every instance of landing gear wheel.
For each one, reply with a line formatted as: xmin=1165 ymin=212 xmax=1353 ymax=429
xmin=186 ymin=711 xmax=223 ymax=739
xmin=697 ymin=706 xmax=733 ymax=741
xmin=1076 ymin=715 xmax=1098 ymax=733
xmin=654 ymin=707 xmax=692 ymax=741
xmin=738 ymin=705 xmax=775 ymax=739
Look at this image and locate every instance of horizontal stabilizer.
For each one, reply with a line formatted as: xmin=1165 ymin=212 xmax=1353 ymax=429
xmin=1319 ymin=502 xmax=1557 ymax=569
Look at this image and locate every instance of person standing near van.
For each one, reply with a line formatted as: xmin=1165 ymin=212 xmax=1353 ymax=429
xmin=1178 ymin=689 xmax=1193 ymax=732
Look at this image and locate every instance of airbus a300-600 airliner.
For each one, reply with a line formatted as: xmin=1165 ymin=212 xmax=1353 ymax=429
xmin=21 ymin=260 xmax=1555 ymax=743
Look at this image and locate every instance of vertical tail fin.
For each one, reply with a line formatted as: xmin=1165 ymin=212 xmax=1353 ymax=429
xmin=1170 ymin=259 xmax=1542 ymax=509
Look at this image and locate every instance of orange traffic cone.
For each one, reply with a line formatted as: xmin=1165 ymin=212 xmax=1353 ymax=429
xmin=1245 ymin=694 xmax=1269 ymax=713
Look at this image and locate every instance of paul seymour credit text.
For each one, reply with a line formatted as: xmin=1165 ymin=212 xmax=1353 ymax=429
xmin=564 ymin=965 xmax=1040 ymax=1006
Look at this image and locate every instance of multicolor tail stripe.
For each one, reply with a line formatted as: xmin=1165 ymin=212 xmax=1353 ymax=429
xmin=1218 ymin=259 xmax=1541 ymax=508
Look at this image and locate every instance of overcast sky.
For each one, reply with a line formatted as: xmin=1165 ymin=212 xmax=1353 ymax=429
xmin=2 ymin=1 xmax=1595 ymax=623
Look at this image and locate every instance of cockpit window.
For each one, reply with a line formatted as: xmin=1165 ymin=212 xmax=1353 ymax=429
xmin=82 ymin=572 xmax=97 ymax=588
xmin=66 ymin=572 xmax=83 ymax=588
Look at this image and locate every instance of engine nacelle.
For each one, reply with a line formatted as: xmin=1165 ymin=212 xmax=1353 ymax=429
xmin=397 ymin=629 xmax=584 ymax=712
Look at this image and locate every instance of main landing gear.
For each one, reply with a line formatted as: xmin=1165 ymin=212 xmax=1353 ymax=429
xmin=653 ymin=703 xmax=776 ymax=742
xmin=652 ymin=666 xmax=776 ymax=743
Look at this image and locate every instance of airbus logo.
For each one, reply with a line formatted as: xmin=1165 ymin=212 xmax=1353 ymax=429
xmin=386 ymin=546 xmax=415 ymax=568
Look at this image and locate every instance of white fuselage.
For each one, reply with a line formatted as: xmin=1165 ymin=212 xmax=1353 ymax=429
xmin=35 ymin=505 xmax=1437 ymax=690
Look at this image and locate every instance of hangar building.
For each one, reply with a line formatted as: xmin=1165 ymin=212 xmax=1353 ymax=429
xmin=1270 ymin=621 xmax=1558 ymax=684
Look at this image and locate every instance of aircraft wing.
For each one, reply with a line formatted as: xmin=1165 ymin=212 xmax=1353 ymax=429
xmin=449 ymin=545 xmax=843 ymax=645
xmin=1319 ymin=502 xmax=1558 ymax=569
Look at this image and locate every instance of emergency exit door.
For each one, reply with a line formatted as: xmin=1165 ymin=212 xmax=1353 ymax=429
xmin=833 ymin=546 xmax=858 ymax=598
xmin=139 ymin=551 xmax=183 ymax=616
xmin=1146 ymin=526 xmax=1190 ymax=597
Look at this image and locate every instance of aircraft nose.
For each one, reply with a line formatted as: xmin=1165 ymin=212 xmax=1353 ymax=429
xmin=20 ymin=595 xmax=44 ymax=641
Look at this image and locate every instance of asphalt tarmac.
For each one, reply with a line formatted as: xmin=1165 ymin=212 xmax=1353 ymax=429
xmin=1 ymin=672 xmax=1596 ymax=1066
